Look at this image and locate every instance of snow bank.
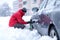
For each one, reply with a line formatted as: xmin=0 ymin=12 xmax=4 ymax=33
xmin=0 ymin=27 xmax=41 ymax=40
xmin=38 ymin=36 xmax=57 ymax=40
xmin=0 ymin=16 xmax=57 ymax=40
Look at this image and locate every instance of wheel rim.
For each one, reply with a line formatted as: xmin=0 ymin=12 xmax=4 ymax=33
xmin=50 ymin=29 xmax=57 ymax=39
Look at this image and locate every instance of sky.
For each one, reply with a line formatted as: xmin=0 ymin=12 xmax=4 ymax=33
xmin=0 ymin=0 xmax=15 ymax=9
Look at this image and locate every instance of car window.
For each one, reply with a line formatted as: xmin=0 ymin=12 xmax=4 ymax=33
xmin=39 ymin=0 xmax=48 ymax=9
xmin=55 ymin=0 xmax=60 ymax=7
xmin=45 ymin=0 xmax=56 ymax=9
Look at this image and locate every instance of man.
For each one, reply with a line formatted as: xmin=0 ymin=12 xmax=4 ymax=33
xmin=9 ymin=8 xmax=35 ymax=29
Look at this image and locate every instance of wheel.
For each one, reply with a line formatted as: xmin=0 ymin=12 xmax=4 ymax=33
xmin=48 ymin=26 xmax=59 ymax=40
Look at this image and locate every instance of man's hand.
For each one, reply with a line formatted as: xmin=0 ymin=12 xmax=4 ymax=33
xmin=27 ymin=21 xmax=37 ymax=24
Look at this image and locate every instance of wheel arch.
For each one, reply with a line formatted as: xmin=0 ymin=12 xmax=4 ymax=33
xmin=48 ymin=23 xmax=60 ymax=40
xmin=48 ymin=23 xmax=55 ymax=35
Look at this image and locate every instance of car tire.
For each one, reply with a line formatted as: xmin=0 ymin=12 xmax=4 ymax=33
xmin=48 ymin=26 xmax=59 ymax=40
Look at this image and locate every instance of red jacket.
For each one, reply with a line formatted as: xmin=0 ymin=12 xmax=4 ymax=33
xmin=9 ymin=9 xmax=28 ymax=27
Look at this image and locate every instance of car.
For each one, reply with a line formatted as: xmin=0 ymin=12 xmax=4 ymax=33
xmin=30 ymin=0 xmax=60 ymax=40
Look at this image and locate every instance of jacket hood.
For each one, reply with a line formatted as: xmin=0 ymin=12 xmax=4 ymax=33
xmin=18 ymin=9 xmax=25 ymax=17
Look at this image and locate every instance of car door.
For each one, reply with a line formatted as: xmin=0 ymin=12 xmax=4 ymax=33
xmin=38 ymin=0 xmax=56 ymax=35
xmin=33 ymin=0 xmax=49 ymax=35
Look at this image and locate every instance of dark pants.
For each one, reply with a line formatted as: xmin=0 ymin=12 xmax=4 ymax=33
xmin=14 ymin=23 xmax=25 ymax=29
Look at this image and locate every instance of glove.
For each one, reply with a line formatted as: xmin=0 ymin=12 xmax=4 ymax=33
xmin=32 ymin=21 xmax=36 ymax=23
xmin=27 ymin=21 xmax=36 ymax=24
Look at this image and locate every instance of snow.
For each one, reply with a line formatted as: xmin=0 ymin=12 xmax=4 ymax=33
xmin=39 ymin=36 xmax=57 ymax=40
xmin=0 ymin=0 xmax=15 ymax=9
xmin=23 ymin=16 xmax=32 ymax=21
xmin=0 ymin=16 xmax=57 ymax=40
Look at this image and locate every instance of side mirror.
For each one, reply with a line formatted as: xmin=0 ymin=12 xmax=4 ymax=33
xmin=32 ymin=7 xmax=39 ymax=12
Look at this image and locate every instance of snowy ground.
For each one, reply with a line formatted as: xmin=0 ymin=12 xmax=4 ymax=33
xmin=0 ymin=16 xmax=57 ymax=40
